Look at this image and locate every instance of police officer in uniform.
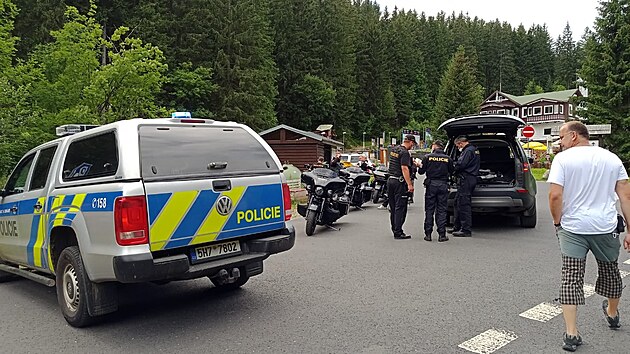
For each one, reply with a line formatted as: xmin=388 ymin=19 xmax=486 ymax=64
xmin=387 ymin=135 xmax=416 ymax=239
xmin=417 ymin=140 xmax=454 ymax=242
xmin=450 ymin=136 xmax=480 ymax=237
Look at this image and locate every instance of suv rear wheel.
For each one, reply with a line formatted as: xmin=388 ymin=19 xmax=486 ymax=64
xmin=56 ymin=246 xmax=94 ymax=327
xmin=520 ymin=203 xmax=537 ymax=228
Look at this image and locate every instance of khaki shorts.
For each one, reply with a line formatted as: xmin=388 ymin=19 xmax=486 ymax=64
xmin=557 ymin=228 xmax=621 ymax=262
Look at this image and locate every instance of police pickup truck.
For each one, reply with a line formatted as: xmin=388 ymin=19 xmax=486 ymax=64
xmin=0 ymin=113 xmax=295 ymax=327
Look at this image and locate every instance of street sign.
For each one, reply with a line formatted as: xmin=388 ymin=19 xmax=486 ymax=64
xmin=522 ymin=125 xmax=535 ymax=138
xmin=551 ymin=124 xmax=612 ymax=135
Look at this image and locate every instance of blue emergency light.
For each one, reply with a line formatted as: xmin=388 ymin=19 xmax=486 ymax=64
xmin=172 ymin=112 xmax=192 ymax=119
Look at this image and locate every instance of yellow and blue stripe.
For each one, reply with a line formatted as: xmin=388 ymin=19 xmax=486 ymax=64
xmin=147 ymin=183 xmax=284 ymax=251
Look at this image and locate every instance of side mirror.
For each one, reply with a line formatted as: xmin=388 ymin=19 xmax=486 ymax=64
xmin=283 ymin=165 xmax=289 ymax=171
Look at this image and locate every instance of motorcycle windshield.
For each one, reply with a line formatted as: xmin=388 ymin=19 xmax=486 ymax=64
xmin=311 ymin=168 xmax=338 ymax=178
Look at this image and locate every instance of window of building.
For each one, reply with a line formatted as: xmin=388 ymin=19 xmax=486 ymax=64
xmin=497 ymin=109 xmax=505 ymax=114
xmin=544 ymin=105 xmax=553 ymax=115
xmin=62 ymin=131 xmax=119 ymax=181
xmin=559 ymin=105 xmax=564 ymax=114
xmin=522 ymin=107 xmax=528 ymax=117
xmin=528 ymin=107 xmax=533 ymax=116
xmin=544 ymin=128 xmax=552 ymax=135
xmin=533 ymin=107 xmax=542 ymax=115
xmin=512 ymin=108 xmax=519 ymax=116
xmin=569 ymin=104 xmax=573 ymax=115
xmin=554 ymin=105 xmax=559 ymax=114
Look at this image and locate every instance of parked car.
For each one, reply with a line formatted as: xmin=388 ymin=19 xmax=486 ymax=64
xmin=0 ymin=115 xmax=295 ymax=327
xmin=340 ymin=153 xmax=362 ymax=168
xmin=439 ymin=114 xmax=537 ymax=228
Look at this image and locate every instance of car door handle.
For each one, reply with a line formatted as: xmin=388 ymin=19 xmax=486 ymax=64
xmin=10 ymin=205 xmax=18 ymax=214
xmin=33 ymin=202 xmax=43 ymax=211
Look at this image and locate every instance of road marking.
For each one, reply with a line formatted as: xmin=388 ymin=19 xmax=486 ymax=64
xmin=458 ymin=328 xmax=518 ymax=354
xmin=519 ymin=302 xmax=562 ymax=322
xmin=624 ymin=259 xmax=630 ymax=265
xmin=584 ymin=284 xmax=596 ymax=298
xmin=620 ymin=270 xmax=630 ymax=279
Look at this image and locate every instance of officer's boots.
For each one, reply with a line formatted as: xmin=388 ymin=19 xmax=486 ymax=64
xmin=438 ymin=234 xmax=449 ymax=242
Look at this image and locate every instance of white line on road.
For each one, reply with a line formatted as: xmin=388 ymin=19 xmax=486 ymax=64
xmin=519 ymin=302 xmax=563 ymax=322
xmin=458 ymin=328 xmax=518 ymax=354
xmin=620 ymin=270 xmax=630 ymax=279
xmin=584 ymin=284 xmax=596 ymax=298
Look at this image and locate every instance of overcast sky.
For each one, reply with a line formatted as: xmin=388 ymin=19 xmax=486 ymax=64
xmin=376 ymin=0 xmax=600 ymax=40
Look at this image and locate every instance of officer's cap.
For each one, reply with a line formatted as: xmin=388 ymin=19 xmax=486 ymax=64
xmin=432 ymin=140 xmax=444 ymax=148
xmin=403 ymin=134 xmax=417 ymax=143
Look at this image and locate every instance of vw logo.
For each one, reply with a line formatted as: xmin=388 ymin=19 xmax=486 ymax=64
xmin=216 ymin=196 xmax=233 ymax=216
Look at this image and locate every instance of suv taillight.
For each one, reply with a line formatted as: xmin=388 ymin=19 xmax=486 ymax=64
xmin=114 ymin=196 xmax=149 ymax=246
xmin=282 ymin=183 xmax=292 ymax=221
xmin=523 ymin=162 xmax=530 ymax=172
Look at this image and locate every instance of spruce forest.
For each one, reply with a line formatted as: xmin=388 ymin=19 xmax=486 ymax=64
xmin=1 ymin=0 xmax=630 ymax=177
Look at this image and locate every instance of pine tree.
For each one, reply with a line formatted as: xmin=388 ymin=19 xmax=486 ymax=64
xmin=316 ymin=0 xmax=357 ymax=134
xmin=554 ymin=23 xmax=578 ymax=89
xmin=353 ymin=0 xmax=394 ymax=137
xmin=581 ymin=0 xmax=630 ymax=164
xmin=270 ymin=0 xmax=322 ymax=129
xmin=433 ymin=45 xmax=483 ymax=128
xmin=384 ymin=9 xmax=423 ymax=130
xmin=511 ymin=25 xmax=530 ymax=94
xmin=526 ymin=25 xmax=555 ymax=91
xmin=208 ymin=0 xmax=278 ymax=131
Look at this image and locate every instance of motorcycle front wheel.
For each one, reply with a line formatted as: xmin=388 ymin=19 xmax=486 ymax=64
xmin=371 ymin=188 xmax=380 ymax=204
xmin=305 ymin=210 xmax=317 ymax=236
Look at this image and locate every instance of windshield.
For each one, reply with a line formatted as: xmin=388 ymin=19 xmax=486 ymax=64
xmin=311 ymin=168 xmax=338 ymax=178
xmin=139 ymin=125 xmax=278 ymax=179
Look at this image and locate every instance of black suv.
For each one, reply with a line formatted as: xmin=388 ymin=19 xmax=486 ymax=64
xmin=439 ymin=114 xmax=537 ymax=228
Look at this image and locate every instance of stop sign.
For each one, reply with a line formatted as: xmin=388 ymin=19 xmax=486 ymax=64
xmin=522 ymin=126 xmax=535 ymax=138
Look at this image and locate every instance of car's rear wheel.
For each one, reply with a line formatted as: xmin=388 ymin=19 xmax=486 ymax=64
xmin=56 ymin=246 xmax=93 ymax=327
xmin=520 ymin=204 xmax=537 ymax=228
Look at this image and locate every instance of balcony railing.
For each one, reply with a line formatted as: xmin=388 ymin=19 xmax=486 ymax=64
xmin=524 ymin=114 xmax=566 ymax=123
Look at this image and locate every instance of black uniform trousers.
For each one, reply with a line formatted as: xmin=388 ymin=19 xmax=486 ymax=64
xmin=387 ymin=178 xmax=409 ymax=237
xmin=453 ymin=175 xmax=477 ymax=234
xmin=424 ymin=180 xmax=449 ymax=236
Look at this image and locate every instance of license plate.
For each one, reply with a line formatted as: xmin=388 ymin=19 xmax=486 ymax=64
xmin=191 ymin=241 xmax=241 ymax=262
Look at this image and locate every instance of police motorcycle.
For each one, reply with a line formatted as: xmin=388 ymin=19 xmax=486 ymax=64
xmin=297 ymin=167 xmax=350 ymax=236
xmin=339 ymin=166 xmax=373 ymax=209
xmin=371 ymin=165 xmax=389 ymax=204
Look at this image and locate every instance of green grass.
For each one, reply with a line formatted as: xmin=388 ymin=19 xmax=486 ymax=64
xmin=531 ymin=168 xmax=547 ymax=181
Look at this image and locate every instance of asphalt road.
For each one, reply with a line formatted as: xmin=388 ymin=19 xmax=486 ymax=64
xmin=1 ymin=181 xmax=629 ymax=353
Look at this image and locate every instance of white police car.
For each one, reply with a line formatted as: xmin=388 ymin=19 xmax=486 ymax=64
xmin=0 ymin=113 xmax=295 ymax=327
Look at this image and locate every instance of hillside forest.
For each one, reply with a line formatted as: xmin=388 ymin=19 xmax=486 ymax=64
xmin=1 ymin=0 xmax=629 ymax=177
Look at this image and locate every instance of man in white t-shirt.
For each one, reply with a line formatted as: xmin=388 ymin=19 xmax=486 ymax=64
xmin=548 ymin=121 xmax=630 ymax=352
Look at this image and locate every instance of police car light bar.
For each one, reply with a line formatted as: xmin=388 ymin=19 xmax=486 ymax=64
xmin=55 ymin=124 xmax=99 ymax=137
xmin=172 ymin=112 xmax=192 ymax=119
